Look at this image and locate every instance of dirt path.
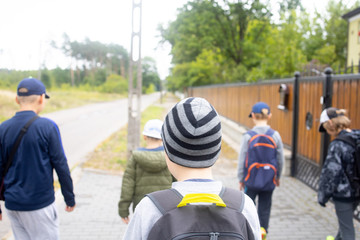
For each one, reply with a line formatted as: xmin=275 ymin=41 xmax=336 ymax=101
xmin=0 ymin=90 xmax=16 ymax=98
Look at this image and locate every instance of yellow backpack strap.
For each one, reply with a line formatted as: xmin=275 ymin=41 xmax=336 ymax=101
xmin=177 ymin=193 xmax=226 ymax=208
xmin=146 ymin=187 xmax=244 ymax=215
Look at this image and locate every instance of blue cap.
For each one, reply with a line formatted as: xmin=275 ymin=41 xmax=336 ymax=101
xmin=249 ymin=102 xmax=270 ymax=117
xmin=17 ymin=78 xmax=50 ymax=99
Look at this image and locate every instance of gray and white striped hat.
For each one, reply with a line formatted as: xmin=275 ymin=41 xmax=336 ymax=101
xmin=161 ymin=97 xmax=222 ymax=168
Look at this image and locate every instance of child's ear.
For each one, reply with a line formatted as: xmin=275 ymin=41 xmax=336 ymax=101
xmin=39 ymin=94 xmax=44 ymax=104
xmin=15 ymin=96 xmax=20 ymax=105
xmin=328 ymin=120 xmax=333 ymax=127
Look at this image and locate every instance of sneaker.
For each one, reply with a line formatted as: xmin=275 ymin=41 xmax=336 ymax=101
xmin=261 ymin=227 xmax=267 ymax=240
xmin=326 ymin=236 xmax=334 ymax=240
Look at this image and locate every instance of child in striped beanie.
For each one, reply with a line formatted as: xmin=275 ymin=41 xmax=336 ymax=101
xmin=122 ymin=97 xmax=261 ymax=240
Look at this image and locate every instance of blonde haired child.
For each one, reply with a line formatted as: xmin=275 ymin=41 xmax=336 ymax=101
xmin=318 ymin=107 xmax=360 ymax=240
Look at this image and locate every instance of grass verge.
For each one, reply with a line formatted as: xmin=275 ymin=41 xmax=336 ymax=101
xmin=82 ymin=98 xmax=170 ymax=173
xmin=0 ymin=89 xmax=125 ymax=122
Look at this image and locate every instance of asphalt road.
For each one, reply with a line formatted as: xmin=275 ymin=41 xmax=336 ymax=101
xmin=43 ymin=93 xmax=161 ymax=169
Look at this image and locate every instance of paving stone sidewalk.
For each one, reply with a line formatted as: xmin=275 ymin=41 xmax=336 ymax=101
xmin=3 ymin=146 xmax=360 ymax=240
xmin=58 ymin=169 xmax=126 ymax=240
xmin=55 ymin=156 xmax=360 ymax=240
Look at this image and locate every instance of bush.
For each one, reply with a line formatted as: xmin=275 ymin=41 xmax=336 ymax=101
xmin=100 ymin=74 xmax=128 ymax=94
xmin=145 ymin=83 xmax=156 ymax=94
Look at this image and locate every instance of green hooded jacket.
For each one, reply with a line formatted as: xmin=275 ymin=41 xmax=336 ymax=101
xmin=118 ymin=149 xmax=173 ymax=218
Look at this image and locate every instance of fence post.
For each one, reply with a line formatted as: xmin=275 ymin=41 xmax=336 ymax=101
xmin=291 ymin=71 xmax=300 ymax=177
xmin=320 ymin=67 xmax=333 ymax=164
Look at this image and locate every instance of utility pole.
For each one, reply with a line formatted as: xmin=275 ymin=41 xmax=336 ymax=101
xmin=127 ymin=0 xmax=142 ymax=158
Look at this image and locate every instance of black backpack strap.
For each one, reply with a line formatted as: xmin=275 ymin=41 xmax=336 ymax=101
xmin=335 ymin=134 xmax=360 ymax=190
xmin=336 ymin=134 xmax=356 ymax=148
xmin=2 ymin=115 xmax=39 ymax=176
xmin=146 ymin=188 xmax=183 ymax=215
xmin=220 ymin=187 xmax=245 ymax=212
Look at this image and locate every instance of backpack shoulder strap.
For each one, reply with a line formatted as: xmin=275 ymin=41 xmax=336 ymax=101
xmin=246 ymin=130 xmax=257 ymax=137
xmin=219 ymin=187 xmax=245 ymax=212
xmin=147 ymin=187 xmax=246 ymax=214
xmin=265 ymin=128 xmax=275 ymax=136
xmin=336 ymin=134 xmax=356 ymax=148
xmin=2 ymin=115 xmax=39 ymax=176
xmin=146 ymin=188 xmax=183 ymax=215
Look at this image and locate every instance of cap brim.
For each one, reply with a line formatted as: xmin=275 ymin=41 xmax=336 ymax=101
xmin=143 ymin=132 xmax=161 ymax=139
xmin=45 ymin=94 xmax=50 ymax=99
xmin=248 ymin=112 xmax=252 ymax=118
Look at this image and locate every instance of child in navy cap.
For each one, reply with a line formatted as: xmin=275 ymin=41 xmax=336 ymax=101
xmin=0 ymin=77 xmax=75 ymax=239
xmin=17 ymin=78 xmax=50 ymax=99
xmin=238 ymin=102 xmax=284 ymax=236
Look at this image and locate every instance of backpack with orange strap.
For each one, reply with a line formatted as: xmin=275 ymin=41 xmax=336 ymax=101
xmin=244 ymin=129 xmax=278 ymax=191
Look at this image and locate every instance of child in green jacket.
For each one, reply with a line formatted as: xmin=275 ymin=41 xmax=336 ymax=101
xmin=118 ymin=119 xmax=173 ymax=224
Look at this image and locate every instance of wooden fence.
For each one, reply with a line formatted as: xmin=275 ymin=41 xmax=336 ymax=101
xmin=187 ymin=70 xmax=360 ymax=219
xmin=187 ymin=73 xmax=360 ymax=164
xmin=187 ymin=80 xmax=294 ymax=150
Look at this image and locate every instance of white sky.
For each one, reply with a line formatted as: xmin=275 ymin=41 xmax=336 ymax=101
xmin=0 ymin=0 xmax=351 ymax=79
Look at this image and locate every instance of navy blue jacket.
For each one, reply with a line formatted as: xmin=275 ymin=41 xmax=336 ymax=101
xmin=0 ymin=111 xmax=75 ymax=212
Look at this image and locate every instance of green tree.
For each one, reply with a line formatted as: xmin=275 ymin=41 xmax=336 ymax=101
xmin=324 ymin=0 xmax=353 ymax=67
xmin=142 ymin=57 xmax=161 ymax=92
xmin=40 ymin=69 xmax=52 ymax=89
xmin=299 ymin=11 xmax=326 ymax=62
xmin=160 ymin=0 xmax=271 ymax=88
xmin=52 ymin=67 xmax=71 ymax=87
xmin=54 ymin=34 xmax=129 ymax=87
xmin=313 ymin=45 xmax=337 ymax=64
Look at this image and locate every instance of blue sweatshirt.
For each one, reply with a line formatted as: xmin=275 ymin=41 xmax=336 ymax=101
xmin=0 ymin=111 xmax=75 ymax=212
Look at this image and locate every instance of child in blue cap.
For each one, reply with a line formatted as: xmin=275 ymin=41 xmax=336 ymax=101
xmin=0 ymin=78 xmax=75 ymax=239
xmin=238 ymin=102 xmax=284 ymax=236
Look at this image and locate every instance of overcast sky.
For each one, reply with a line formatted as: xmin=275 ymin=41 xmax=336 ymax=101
xmin=0 ymin=0 xmax=349 ymax=79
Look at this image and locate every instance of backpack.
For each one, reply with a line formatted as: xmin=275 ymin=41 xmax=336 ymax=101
xmin=335 ymin=134 xmax=360 ymax=196
xmin=146 ymin=187 xmax=255 ymax=240
xmin=244 ymin=128 xmax=278 ymax=191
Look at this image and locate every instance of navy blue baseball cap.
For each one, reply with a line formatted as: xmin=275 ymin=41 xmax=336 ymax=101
xmin=17 ymin=78 xmax=50 ymax=99
xmin=249 ymin=102 xmax=270 ymax=117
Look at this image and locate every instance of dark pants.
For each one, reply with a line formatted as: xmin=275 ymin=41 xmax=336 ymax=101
xmin=245 ymin=188 xmax=274 ymax=232
xmin=334 ymin=200 xmax=359 ymax=240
